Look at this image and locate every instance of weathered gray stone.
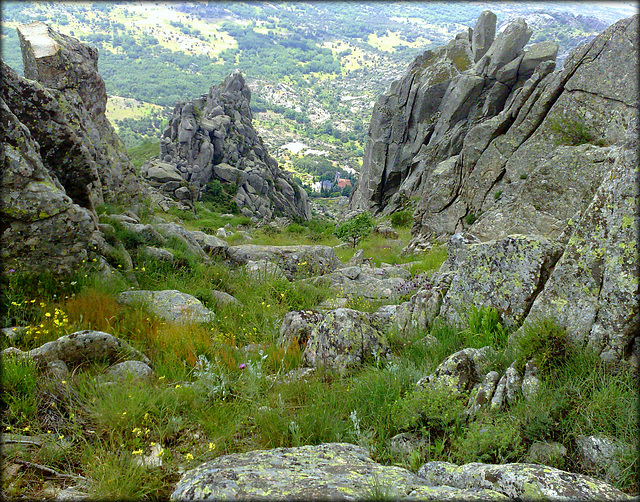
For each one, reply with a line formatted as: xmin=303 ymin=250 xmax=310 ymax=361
xmin=393 ymin=288 xmax=443 ymax=334
xmin=0 ymin=95 xmax=99 ymax=276
xmin=278 ymin=310 xmax=325 ymax=348
xmin=228 ymin=245 xmax=341 ymax=280
xmin=302 ymin=309 xmax=390 ymax=373
xmin=117 ymin=290 xmax=215 ymax=324
xmin=106 ymin=360 xmax=154 ymax=380
xmin=417 ymin=461 xmax=631 ymax=501
xmin=171 ymin=443 xmax=508 ymax=501
xmin=416 ymin=347 xmax=491 ymax=394
xmin=156 ymin=70 xmax=309 ymax=220
xmin=518 ymin=127 xmax=639 ymax=361
xmin=504 ymin=363 xmax=522 ymax=405
xmin=472 ymin=11 xmax=497 ymax=62
xmin=521 ymin=360 xmax=540 ymax=401
xmin=519 ymin=41 xmax=559 ymax=79
xmin=437 ymin=235 xmax=563 ymax=328
xmin=479 ymin=18 xmax=533 ymax=79
xmin=2 ymin=330 xmax=149 ymax=368
xmin=576 ymin=435 xmax=633 ymax=482
xmin=466 ymin=370 xmax=500 ymax=416
xmin=210 ymin=290 xmax=241 ymax=307
xmin=140 ymin=246 xmax=174 ymax=262
xmin=374 ymin=222 xmax=399 ymax=239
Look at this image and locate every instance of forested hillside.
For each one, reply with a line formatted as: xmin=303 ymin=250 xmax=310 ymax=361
xmin=1 ymin=1 xmax=635 ymax=194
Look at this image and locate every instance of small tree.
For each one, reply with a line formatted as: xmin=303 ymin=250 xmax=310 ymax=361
xmin=334 ymin=212 xmax=374 ymax=247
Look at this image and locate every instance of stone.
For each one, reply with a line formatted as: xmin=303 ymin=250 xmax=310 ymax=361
xmin=518 ymin=125 xmax=639 ymax=361
xmin=2 ymin=330 xmax=150 ymax=368
xmin=417 ymin=461 xmax=631 ymax=501
xmin=472 ymin=10 xmax=497 ymax=62
xmin=393 ymin=288 xmax=443 ymax=335
xmin=521 ymin=360 xmax=540 ymax=401
xmin=302 ymin=308 xmax=390 ymax=373
xmin=171 ymin=443 xmax=508 ymax=501
xmin=345 ymin=248 xmax=365 ymax=267
xmin=575 ymin=435 xmax=633 ymax=482
xmin=106 ymin=360 xmax=154 ymax=380
xmin=140 ymin=246 xmax=174 ymax=262
xmin=466 ymin=370 xmax=500 ymax=417
xmin=210 ymin=290 xmax=241 ymax=307
xmin=44 ymin=359 xmax=70 ymax=379
xmin=490 ymin=374 xmax=507 ymax=410
xmin=278 ymin=310 xmax=325 ymax=349
xmin=479 ymin=18 xmax=533 ymax=79
xmin=416 ymin=348 xmax=489 ymax=394
xmin=155 ymin=70 xmax=309 ymax=220
xmin=227 ymin=245 xmax=341 ymax=281
xmin=374 ymin=222 xmax=399 ymax=239
xmin=518 ymin=41 xmax=559 ymax=79
xmin=14 ymin=22 xmax=143 ymax=206
xmin=117 ymin=290 xmax=215 ymax=324
xmin=504 ymin=363 xmax=522 ymax=405
xmin=0 ymin=95 xmax=99 ymax=276
xmin=437 ymin=235 xmax=563 ymax=328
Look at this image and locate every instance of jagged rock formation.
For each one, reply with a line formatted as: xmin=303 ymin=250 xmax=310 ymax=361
xmin=1 ymin=22 xmax=147 ymax=275
xmin=351 ymin=13 xmax=638 ymax=363
xmin=350 ymin=11 xmax=558 ymax=216
xmin=146 ymin=71 xmax=310 ymax=221
xmin=11 ymin=22 xmax=143 ymax=208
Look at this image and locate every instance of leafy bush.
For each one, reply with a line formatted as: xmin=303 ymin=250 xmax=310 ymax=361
xmin=390 ymin=210 xmax=412 ymax=228
xmin=549 ymin=116 xmax=606 ymax=146
xmin=334 ymin=212 xmax=375 ymax=247
xmin=392 ymin=385 xmax=466 ymax=437
xmin=462 ymin=306 xmax=509 ymax=349
xmin=451 ymin=415 xmax=524 ymax=464
xmin=514 ymin=318 xmax=570 ymax=374
xmin=464 ymin=213 xmax=478 ymax=226
xmin=201 ymin=180 xmax=238 ymax=213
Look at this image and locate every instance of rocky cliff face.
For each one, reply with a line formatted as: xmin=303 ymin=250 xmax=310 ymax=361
xmin=350 ymin=11 xmax=560 ymax=216
xmin=10 ymin=22 xmax=143 ymax=208
xmin=1 ymin=22 xmax=146 ymax=275
xmin=352 ymin=13 xmax=638 ymax=363
xmin=146 ymin=71 xmax=310 ymax=221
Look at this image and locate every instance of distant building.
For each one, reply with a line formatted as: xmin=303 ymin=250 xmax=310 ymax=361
xmin=337 ymin=179 xmax=351 ymax=188
xmin=321 ymin=180 xmax=333 ymax=191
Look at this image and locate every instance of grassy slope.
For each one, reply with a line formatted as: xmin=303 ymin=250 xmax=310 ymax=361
xmin=1 ymin=207 xmax=637 ymax=499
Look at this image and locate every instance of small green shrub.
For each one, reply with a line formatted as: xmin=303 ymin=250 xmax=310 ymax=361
xmin=1 ymin=356 xmax=38 ymax=422
xmin=451 ymin=415 xmax=524 ymax=464
xmin=493 ymin=190 xmax=503 ymax=201
xmin=201 ymin=180 xmax=238 ymax=213
xmin=515 ymin=318 xmax=570 ymax=374
xmin=334 ymin=212 xmax=375 ymax=247
xmin=462 ymin=306 xmax=509 ymax=349
xmin=392 ymin=385 xmax=466 ymax=437
xmin=464 ymin=213 xmax=477 ymax=226
xmin=549 ymin=116 xmax=605 ymax=146
xmin=390 ymin=210 xmax=412 ymax=228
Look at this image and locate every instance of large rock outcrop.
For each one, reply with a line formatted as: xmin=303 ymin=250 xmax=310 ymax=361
xmin=147 ymin=70 xmax=310 ymax=220
xmin=350 ymin=13 xmax=638 ymax=363
xmin=1 ymin=23 xmax=146 ymax=275
xmin=11 ymin=22 xmax=143 ymax=208
xmin=350 ymin=11 xmax=557 ymax=215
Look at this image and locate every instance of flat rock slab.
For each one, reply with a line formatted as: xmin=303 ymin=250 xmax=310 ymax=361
xmin=418 ymin=461 xmax=633 ymax=501
xmin=227 ymin=245 xmax=341 ymax=280
xmin=117 ymin=290 xmax=214 ymax=324
xmin=170 ymin=443 xmax=508 ymax=501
